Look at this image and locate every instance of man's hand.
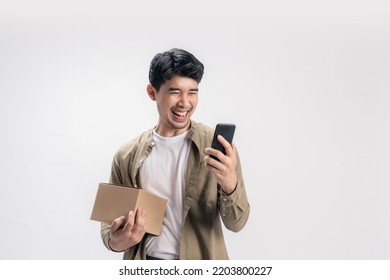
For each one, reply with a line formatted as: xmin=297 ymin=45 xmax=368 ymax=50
xmin=204 ymin=135 xmax=238 ymax=195
xmin=108 ymin=209 xmax=147 ymax=252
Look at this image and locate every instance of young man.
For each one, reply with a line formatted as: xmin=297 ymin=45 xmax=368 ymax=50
xmin=100 ymin=48 xmax=250 ymax=260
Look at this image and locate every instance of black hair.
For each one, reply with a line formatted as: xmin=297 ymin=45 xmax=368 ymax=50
xmin=148 ymin=48 xmax=204 ymax=91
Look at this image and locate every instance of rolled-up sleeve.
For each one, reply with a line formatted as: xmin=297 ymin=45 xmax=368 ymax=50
xmin=219 ymin=153 xmax=250 ymax=232
xmin=100 ymin=155 xmax=122 ymax=251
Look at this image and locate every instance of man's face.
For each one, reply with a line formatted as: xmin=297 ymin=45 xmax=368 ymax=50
xmin=147 ymin=75 xmax=199 ymax=137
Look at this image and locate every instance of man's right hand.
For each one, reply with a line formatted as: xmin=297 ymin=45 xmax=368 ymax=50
xmin=108 ymin=209 xmax=147 ymax=252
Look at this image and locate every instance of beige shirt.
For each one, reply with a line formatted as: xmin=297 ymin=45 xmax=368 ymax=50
xmin=100 ymin=121 xmax=250 ymax=259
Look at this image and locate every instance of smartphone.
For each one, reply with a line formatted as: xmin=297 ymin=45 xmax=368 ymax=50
xmin=211 ymin=123 xmax=236 ymax=160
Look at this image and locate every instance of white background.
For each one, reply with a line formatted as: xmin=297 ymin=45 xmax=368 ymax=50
xmin=0 ymin=0 xmax=389 ymax=259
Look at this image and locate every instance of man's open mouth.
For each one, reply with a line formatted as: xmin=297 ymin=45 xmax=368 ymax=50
xmin=172 ymin=110 xmax=189 ymax=117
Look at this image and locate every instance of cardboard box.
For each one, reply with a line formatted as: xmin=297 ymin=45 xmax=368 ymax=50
xmin=90 ymin=183 xmax=167 ymax=236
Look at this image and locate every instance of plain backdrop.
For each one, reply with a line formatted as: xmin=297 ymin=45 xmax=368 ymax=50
xmin=0 ymin=1 xmax=389 ymax=259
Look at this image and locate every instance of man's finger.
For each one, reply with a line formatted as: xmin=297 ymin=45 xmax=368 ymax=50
xmin=132 ymin=209 xmax=147 ymax=234
xmin=110 ymin=215 xmax=126 ymax=233
xmin=122 ymin=210 xmax=136 ymax=232
xmin=204 ymin=153 xmax=224 ymax=170
xmin=217 ymin=135 xmax=234 ymax=157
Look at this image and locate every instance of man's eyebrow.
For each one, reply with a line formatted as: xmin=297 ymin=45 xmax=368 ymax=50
xmin=168 ymin=87 xmax=199 ymax=92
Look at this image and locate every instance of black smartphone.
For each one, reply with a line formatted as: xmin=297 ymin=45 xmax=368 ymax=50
xmin=211 ymin=123 xmax=236 ymax=160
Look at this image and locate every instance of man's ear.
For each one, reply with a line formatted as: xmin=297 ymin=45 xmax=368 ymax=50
xmin=147 ymin=84 xmax=157 ymax=101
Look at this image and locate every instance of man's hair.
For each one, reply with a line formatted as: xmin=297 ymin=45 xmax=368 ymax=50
xmin=149 ymin=48 xmax=204 ymax=91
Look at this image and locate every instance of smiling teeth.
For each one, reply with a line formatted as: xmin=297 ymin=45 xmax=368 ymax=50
xmin=174 ymin=111 xmax=187 ymax=116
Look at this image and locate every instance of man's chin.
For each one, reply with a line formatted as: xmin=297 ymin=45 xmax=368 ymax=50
xmin=170 ymin=119 xmax=191 ymax=130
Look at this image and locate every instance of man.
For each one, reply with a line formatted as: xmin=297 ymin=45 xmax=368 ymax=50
xmin=101 ymin=48 xmax=250 ymax=260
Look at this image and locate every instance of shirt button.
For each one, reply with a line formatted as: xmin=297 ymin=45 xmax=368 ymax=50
xmin=222 ymin=198 xmax=227 ymax=202
xmin=222 ymin=213 xmax=226 ymax=217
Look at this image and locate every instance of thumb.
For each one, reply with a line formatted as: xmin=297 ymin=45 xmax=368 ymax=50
xmin=110 ymin=215 xmax=126 ymax=233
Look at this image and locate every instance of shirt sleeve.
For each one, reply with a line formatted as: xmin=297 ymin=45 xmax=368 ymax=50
xmin=100 ymin=155 xmax=122 ymax=251
xmin=100 ymin=154 xmax=139 ymax=257
xmin=219 ymin=152 xmax=250 ymax=232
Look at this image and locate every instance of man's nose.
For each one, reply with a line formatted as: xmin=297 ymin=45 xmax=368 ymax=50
xmin=178 ymin=93 xmax=190 ymax=107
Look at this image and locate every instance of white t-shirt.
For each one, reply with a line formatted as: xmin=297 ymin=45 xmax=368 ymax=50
xmin=140 ymin=129 xmax=191 ymax=259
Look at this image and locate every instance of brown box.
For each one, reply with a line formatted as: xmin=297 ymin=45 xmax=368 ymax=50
xmin=90 ymin=183 xmax=167 ymax=236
